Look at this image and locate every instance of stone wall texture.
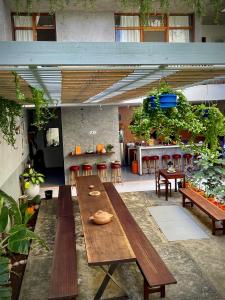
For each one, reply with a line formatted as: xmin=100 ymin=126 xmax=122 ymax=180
xmin=61 ymin=106 xmax=120 ymax=183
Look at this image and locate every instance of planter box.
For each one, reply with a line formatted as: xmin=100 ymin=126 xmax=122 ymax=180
xmin=149 ymin=94 xmax=177 ymax=109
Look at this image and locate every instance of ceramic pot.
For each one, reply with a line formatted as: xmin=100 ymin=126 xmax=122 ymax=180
xmin=25 ymin=183 xmax=40 ymax=199
xmin=89 ymin=210 xmax=113 ymax=225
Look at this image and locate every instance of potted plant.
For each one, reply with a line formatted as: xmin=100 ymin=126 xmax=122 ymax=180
xmin=21 ymin=168 xmax=45 ymax=199
xmin=106 ymin=144 xmax=114 ymax=153
xmin=148 ymin=84 xmax=177 ymax=109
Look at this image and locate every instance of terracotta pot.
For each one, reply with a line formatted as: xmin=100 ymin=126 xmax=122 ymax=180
xmin=185 ymin=182 xmax=191 ymax=188
xmin=198 ymin=191 xmax=205 ymax=197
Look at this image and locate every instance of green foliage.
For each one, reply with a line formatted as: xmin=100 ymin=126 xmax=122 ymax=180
xmin=106 ymin=144 xmax=114 ymax=152
xmin=130 ymin=84 xmax=204 ymax=144
xmin=0 ymin=190 xmax=22 ymax=226
xmin=0 ymin=257 xmax=11 ymax=300
xmin=22 ymin=168 xmax=45 ymax=188
xmin=0 ymin=97 xmax=22 ymax=146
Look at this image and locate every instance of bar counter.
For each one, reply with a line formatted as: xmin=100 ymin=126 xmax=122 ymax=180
xmin=136 ymin=144 xmax=187 ymax=175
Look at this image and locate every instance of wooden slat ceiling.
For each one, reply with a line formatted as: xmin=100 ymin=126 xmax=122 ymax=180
xmin=0 ymin=71 xmax=32 ymax=101
xmin=61 ymin=69 xmax=134 ymax=103
xmin=100 ymin=69 xmax=225 ymax=103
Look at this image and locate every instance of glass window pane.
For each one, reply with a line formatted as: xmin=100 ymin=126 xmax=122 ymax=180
xmin=13 ymin=15 xmax=32 ymax=27
xmin=15 ymin=30 xmax=33 ymax=41
xmin=169 ymin=30 xmax=190 ymax=42
xmin=115 ymin=15 xmax=140 ymax=27
xmin=36 ymin=15 xmax=55 ymax=27
xmin=115 ymin=29 xmax=140 ymax=42
xmin=37 ymin=29 xmax=56 ymax=41
xmin=168 ymin=16 xmax=190 ymax=27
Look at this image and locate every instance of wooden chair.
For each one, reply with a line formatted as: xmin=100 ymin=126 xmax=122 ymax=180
xmin=155 ymin=172 xmax=172 ymax=197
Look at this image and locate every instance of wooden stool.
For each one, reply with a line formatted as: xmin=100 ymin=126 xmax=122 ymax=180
xmin=149 ymin=156 xmax=159 ymax=174
xmin=111 ymin=162 xmax=122 ymax=183
xmin=82 ymin=164 xmax=93 ymax=176
xmin=183 ymin=153 xmax=192 ymax=171
xmin=69 ymin=165 xmax=80 ymax=186
xmin=162 ymin=154 xmax=171 ymax=169
xmin=172 ymin=154 xmax=182 ymax=170
xmin=142 ymin=156 xmax=150 ymax=175
xmin=97 ymin=163 xmax=108 ymax=182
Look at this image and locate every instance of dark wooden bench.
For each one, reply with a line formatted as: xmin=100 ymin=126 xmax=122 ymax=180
xmin=104 ymin=182 xmax=177 ymax=299
xmin=179 ymin=188 xmax=225 ymax=235
xmin=48 ymin=186 xmax=78 ymax=300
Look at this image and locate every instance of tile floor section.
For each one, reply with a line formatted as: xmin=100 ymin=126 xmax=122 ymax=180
xmin=19 ymin=188 xmax=225 ymax=300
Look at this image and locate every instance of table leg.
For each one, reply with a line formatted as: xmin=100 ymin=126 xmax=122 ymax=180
xmin=165 ymin=181 xmax=168 ymax=201
xmin=175 ymin=178 xmax=177 ymax=192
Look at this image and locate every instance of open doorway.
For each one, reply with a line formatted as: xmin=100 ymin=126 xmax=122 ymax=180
xmin=27 ymin=108 xmax=65 ymax=187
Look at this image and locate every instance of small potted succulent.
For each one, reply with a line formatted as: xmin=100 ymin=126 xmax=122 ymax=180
xmin=21 ymin=167 xmax=45 ymax=198
xmin=106 ymin=144 xmax=114 ymax=153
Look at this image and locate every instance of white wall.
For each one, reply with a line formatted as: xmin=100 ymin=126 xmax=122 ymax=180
xmin=201 ymin=25 xmax=225 ymax=42
xmin=0 ymin=0 xmax=12 ymax=41
xmin=56 ymin=11 xmax=115 ymax=42
xmin=0 ymin=110 xmax=29 ymax=199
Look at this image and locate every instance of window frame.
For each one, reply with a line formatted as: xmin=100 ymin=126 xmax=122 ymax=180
xmin=115 ymin=13 xmax=194 ymax=42
xmin=11 ymin=12 xmax=56 ymax=41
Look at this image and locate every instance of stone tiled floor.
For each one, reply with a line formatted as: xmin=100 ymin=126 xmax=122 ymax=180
xmin=19 ymin=190 xmax=225 ymax=300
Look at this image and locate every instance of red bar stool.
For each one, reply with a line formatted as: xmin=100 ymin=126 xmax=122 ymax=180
xmin=149 ymin=155 xmax=159 ymax=174
xmin=161 ymin=154 xmax=171 ymax=169
xmin=97 ymin=163 xmax=108 ymax=182
xmin=111 ymin=162 xmax=122 ymax=183
xmin=183 ymin=153 xmax=193 ymax=171
xmin=82 ymin=164 xmax=93 ymax=176
xmin=69 ymin=165 xmax=80 ymax=186
xmin=172 ymin=154 xmax=182 ymax=170
xmin=142 ymin=156 xmax=150 ymax=175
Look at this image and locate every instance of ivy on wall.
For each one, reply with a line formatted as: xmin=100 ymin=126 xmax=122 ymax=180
xmin=13 ymin=0 xmax=225 ymax=23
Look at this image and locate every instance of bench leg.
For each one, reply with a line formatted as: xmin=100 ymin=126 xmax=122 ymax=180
xmin=182 ymin=195 xmax=186 ymax=207
xmin=212 ymin=220 xmax=216 ymax=235
xmin=144 ymin=279 xmax=166 ymax=299
xmin=223 ymin=221 xmax=225 ymax=235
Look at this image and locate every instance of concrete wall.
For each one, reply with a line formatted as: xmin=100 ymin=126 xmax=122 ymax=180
xmin=201 ymin=25 xmax=225 ymax=42
xmin=0 ymin=0 xmax=12 ymax=41
xmin=61 ymin=106 xmax=120 ymax=183
xmin=56 ymin=11 xmax=115 ymax=42
xmin=0 ymin=109 xmax=29 ymax=199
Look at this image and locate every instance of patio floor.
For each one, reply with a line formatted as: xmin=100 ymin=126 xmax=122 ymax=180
xmin=19 ymin=190 xmax=225 ymax=300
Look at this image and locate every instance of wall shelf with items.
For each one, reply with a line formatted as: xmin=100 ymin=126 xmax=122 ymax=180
xmin=69 ymin=151 xmax=115 ymax=157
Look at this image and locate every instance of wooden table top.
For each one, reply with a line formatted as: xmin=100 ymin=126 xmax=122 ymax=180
xmin=159 ymin=169 xmax=185 ymax=179
xmin=76 ymin=175 xmax=135 ymax=266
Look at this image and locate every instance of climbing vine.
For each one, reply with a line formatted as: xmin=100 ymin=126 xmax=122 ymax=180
xmin=0 ymin=96 xmax=22 ymax=146
xmin=13 ymin=0 xmax=225 ymax=23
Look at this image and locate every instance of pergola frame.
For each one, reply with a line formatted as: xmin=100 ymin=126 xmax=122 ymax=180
xmin=1 ymin=42 xmax=225 ymax=66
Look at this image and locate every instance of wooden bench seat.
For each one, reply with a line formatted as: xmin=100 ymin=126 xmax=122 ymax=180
xmin=104 ymin=182 xmax=177 ymax=299
xmin=179 ymin=188 xmax=225 ymax=235
xmin=48 ymin=186 xmax=78 ymax=300
xmin=57 ymin=185 xmax=74 ymax=217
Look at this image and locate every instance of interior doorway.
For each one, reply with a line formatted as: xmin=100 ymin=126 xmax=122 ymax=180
xmin=27 ymin=107 xmax=65 ymax=187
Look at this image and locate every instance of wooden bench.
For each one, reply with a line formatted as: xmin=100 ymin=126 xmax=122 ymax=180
xmin=104 ymin=182 xmax=177 ymax=299
xmin=179 ymin=188 xmax=225 ymax=235
xmin=48 ymin=186 xmax=78 ymax=300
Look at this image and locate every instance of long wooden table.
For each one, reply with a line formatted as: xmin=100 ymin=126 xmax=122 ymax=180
xmin=159 ymin=169 xmax=185 ymax=201
xmin=76 ymin=175 xmax=135 ymax=299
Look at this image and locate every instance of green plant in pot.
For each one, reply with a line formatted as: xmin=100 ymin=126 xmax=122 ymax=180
xmin=21 ymin=168 xmax=45 ymax=199
xmin=106 ymin=144 xmax=114 ymax=152
xmin=0 ymin=190 xmax=48 ymax=299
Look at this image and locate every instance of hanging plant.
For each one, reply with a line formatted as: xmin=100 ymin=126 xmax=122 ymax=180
xmin=13 ymin=72 xmax=56 ymax=130
xmin=0 ymin=97 xmax=22 ymax=146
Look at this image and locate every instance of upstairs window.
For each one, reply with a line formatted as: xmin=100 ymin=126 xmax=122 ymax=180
xmin=12 ymin=13 xmax=56 ymax=41
xmin=115 ymin=14 xmax=193 ymax=42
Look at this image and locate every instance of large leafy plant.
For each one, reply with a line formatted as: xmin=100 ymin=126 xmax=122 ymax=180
xmin=0 ymin=190 xmax=48 ymax=300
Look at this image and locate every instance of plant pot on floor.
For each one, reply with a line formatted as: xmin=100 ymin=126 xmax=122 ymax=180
xmin=25 ymin=183 xmax=40 ymax=199
xmin=45 ymin=190 xmax=53 ymax=199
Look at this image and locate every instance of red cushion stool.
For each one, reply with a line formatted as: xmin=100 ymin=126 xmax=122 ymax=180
xmin=82 ymin=164 xmax=93 ymax=176
xmin=69 ymin=165 xmax=80 ymax=186
xmin=172 ymin=154 xmax=182 ymax=170
xmin=142 ymin=156 xmax=150 ymax=175
xmin=162 ymin=154 xmax=171 ymax=169
xmin=183 ymin=153 xmax=193 ymax=171
xmin=111 ymin=162 xmax=122 ymax=183
xmin=149 ymin=155 xmax=159 ymax=174
xmin=97 ymin=163 xmax=108 ymax=182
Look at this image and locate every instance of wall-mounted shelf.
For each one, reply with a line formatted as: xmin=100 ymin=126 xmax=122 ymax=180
xmin=69 ymin=151 xmax=115 ymax=157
